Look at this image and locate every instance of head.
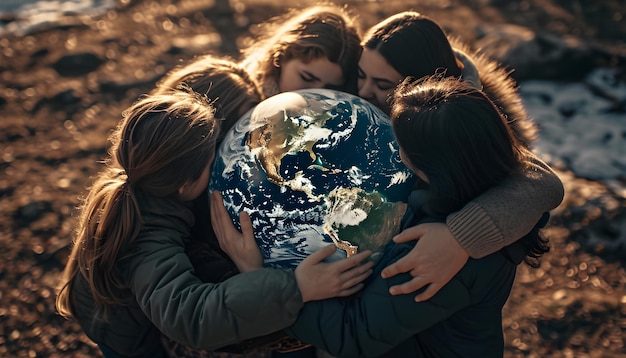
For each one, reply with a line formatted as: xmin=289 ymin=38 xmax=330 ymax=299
xmin=153 ymin=55 xmax=263 ymax=141
xmin=359 ymin=12 xmax=463 ymax=113
xmin=390 ymin=76 xmax=528 ymax=217
xmin=56 ymin=92 xmax=219 ymax=316
xmin=114 ymin=92 xmax=219 ymax=200
xmin=242 ymin=5 xmax=362 ymax=97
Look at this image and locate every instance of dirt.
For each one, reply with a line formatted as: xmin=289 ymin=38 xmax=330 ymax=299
xmin=0 ymin=0 xmax=624 ymax=357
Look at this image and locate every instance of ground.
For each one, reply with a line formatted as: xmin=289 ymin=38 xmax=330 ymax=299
xmin=0 ymin=0 xmax=624 ymax=357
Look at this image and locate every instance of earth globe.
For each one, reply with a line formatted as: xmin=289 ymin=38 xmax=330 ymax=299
xmin=209 ymin=89 xmax=416 ymax=268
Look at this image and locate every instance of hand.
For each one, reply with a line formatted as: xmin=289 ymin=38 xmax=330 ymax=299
xmin=210 ymin=191 xmax=263 ymax=273
xmin=381 ymin=222 xmax=469 ymax=302
xmin=295 ymin=246 xmax=374 ymax=302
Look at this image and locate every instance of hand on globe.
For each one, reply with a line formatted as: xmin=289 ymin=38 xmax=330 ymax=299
xmin=381 ymin=222 xmax=469 ymax=302
xmin=294 ymin=246 xmax=374 ymax=302
xmin=210 ymin=191 xmax=263 ymax=273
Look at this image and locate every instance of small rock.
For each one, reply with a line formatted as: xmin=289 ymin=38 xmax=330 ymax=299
xmin=52 ymin=52 xmax=103 ymax=77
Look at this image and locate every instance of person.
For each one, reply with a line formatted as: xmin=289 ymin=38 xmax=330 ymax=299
xmin=150 ymin=55 xmax=327 ymax=357
xmin=354 ymin=11 xmax=564 ymax=302
xmin=279 ymin=75 xmax=554 ymax=357
xmin=151 ymin=54 xmax=267 ymax=357
xmin=150 ymin=54 xmax=262 ymax=286
xmin=240 ymin=4 xmax=362 ymax=98
xmin=54 ymin=90 xmax=374 ymax=358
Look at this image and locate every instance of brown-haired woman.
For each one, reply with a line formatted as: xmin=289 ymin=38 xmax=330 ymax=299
xmin=354 ymin=12 xmax=564 ymax=303
xmin=283 ymin=76 xmax=553 ymax=357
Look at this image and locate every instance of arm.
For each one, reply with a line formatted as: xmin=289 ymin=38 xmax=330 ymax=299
xmin=126 ymin=235 xmax=303 ymax=351
xmin=381 ymin=155 xmax=564 ymax=301
xmin=285 ymin=243 xmax=471 ymax=358
xmin=447 ymin=155 xmax=563 ymax=258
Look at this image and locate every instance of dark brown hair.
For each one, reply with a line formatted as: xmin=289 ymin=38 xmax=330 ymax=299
xmin=362 ymin=12 xmax=462 ymax=81
xmin=390 ymin=75 xmax=527 ymax=216
xmin=390 ymin=75 xmax=548 ymax=264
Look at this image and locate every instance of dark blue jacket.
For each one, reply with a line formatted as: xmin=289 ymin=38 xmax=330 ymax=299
xmin=285 ymin=190 xmax=537 ymax=357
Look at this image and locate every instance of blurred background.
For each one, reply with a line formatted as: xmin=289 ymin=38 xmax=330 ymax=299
xmin=0 ymin=0 xmax=624 ymax=357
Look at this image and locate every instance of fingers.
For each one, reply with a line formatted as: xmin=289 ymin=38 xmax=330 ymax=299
xmin=333 ymin=250 xmax=372 ymax=272
xmin=210 ymin=191 xmax=224 ymax=213
xmin=209 ymin=191 xmax=225 ymax=238
xmin=347 ymin=259 xmax=375 ymax=277
xmin=380 ymin=255 xmax=412 ymax=279
xmin=388 ymin=276 xmax=429 ymax=296
xmin=392 ymin=225 xmax=424 ymax=243
xmin=413 ymin=283 xmax=442 ymax=302
xmin=210 ymin=192 xmax=227 ymax=223
xmin=350 ymin=250 xmax=373 ymax=263
xmin=239 ymin=211 xmax=254 ymax=241
xmin=342 ymin=267 xmax=373 ymax=288
xmin=302 ymin=245 xmax=337 ymax=265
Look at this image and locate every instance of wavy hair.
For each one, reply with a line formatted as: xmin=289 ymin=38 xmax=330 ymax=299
xmin=56 ymin=92 xmax=219 ymax=317
xmin=241 ymin=4 xmax=362 ymax=97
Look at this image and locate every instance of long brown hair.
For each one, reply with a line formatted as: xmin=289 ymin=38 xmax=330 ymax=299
xmin=390 ymin=75 xmax=528 ymax=216
xmin=56 ymin=92 xmax=219 ymax=317
xmin=390 ymin=76 xmax=548 ymax=263
xmin=241 ymin=4 xmax=362 ymax=97
xmin=153 ymin=55 xmax=262 ymax=141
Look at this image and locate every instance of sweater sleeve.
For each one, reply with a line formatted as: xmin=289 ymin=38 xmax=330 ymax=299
xmin=125 ymin=233 xmax=303 ymax=351
xmin=447 ymin=155 xmax=564 ymax=258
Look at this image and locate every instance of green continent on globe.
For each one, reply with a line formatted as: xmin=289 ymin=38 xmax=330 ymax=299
xmin=324 ymin=187 xmax=407 ymax=260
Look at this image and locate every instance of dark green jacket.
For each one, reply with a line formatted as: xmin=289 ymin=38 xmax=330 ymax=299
xmin=286 ymin=190 xmax=529 ymax=358
xmin=70 ymin=190 xmax=303 ymax=357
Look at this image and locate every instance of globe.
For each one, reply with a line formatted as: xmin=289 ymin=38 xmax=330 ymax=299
xmin=209 ymin=89 xmax=417 ymax=268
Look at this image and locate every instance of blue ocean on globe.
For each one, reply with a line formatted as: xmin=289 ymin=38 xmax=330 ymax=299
xmin=209 ymin=89 xmax=417 ymax=268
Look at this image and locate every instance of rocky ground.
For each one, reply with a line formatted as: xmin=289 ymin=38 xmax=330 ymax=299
xmin=0 ymin=0 xmax=625 ymax=357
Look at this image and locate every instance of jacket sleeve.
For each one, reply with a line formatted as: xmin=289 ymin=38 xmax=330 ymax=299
xmin=285 ymin=245 xmax=471 ymax=358
xmin=124 ymin=231 xmax=303 ymax=351
xmin=447 ymin=155 xmax=564 ymax=258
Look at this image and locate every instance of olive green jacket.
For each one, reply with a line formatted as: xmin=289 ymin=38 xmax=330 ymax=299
xmin=69 ymin=190 xmax=303 ymax=357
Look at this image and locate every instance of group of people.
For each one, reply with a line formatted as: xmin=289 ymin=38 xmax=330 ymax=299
xmin=55 ymin=4 xmax=564 ymax=358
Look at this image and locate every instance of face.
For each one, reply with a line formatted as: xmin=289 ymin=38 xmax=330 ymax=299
xmin=178 ymin=158 xmax=213 ymax=201
xmin=278 ymin=57 xmax=344 ymax=93
xmin=357 ymin=48 xmax=404 ymax=114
